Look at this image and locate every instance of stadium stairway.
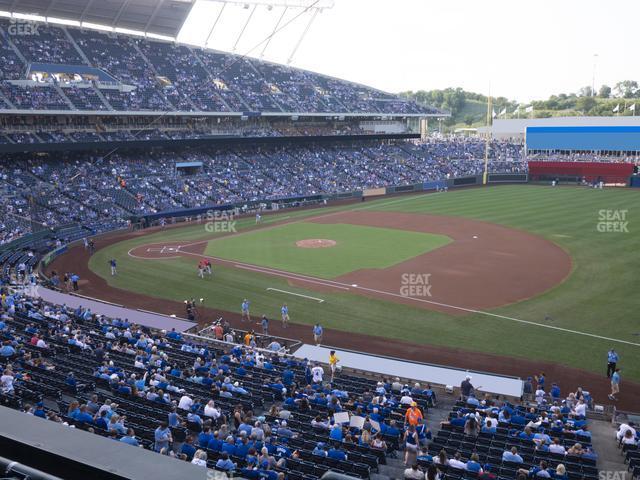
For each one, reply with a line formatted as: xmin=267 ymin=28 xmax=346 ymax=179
xmin=588 ymin=419 xmax=626 ymax=475
xmin=373 ymin=398 xmax=456 ymax=480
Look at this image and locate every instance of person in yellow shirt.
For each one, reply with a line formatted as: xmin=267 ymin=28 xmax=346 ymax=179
xmin=329 ymin=350 xmax=339 ymax=381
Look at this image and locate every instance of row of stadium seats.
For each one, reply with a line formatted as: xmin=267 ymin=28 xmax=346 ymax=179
xmin=0 ymin=139 xmax=525 ymax=246
xmin=0 ymin=19 xmax=437 ymax=115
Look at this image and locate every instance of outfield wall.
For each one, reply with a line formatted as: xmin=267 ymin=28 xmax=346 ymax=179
xmin=528 ymin=161 xmax=634 ymax=183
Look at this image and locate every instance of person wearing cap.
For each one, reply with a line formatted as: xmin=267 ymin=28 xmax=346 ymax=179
xmin=460 ymin=375 xmax=474 ymax=400
xmin=312 ymin=442 xmax=327 ymax=456
xmin=404 ymin=402 xmax=423 ymax=427
xmin=400 ymin=389 xmax=414 ymax=405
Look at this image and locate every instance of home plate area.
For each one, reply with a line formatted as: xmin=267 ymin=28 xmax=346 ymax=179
xmin=130 ymin=244 xmax=184 ymax=259
xmin=147 ymin=246 xmax=181 ymax=254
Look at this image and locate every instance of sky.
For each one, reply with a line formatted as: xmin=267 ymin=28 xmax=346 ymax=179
xmin=179 ymin=0 xmax=638 ymax=103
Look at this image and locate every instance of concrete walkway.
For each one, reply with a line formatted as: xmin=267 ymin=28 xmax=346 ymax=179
xmin=29 ymin=287 xmax=196 ymax=332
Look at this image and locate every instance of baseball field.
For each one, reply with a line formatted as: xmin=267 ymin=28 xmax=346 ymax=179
xmin=53 ymin=185 xmax=640 ymax=399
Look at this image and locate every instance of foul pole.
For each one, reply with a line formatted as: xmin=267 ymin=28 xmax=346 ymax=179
xmin=483 ymin=91 xmax=492 ymax=185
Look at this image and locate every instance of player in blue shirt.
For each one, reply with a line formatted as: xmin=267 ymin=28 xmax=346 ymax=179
xmin=313 ymin=323 xmax=323 ymax=344
xmin=609 ymin=368 xmax=621 ymax=401
xmin=607 ymin=349 xmax=619 ymax=378
xmin=281 ymin=304 xmax=289 ymax=328
xmin=241 ymin=299 xmax=250 ymax=322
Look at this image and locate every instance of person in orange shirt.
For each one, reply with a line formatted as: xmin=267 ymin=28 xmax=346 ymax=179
xmin=405 ymin=402 xmax=423 ymax=427
xmin=244 ymin=331 xmax=254 ymax=346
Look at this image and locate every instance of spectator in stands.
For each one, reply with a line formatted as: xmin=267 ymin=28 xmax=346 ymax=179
xmin=191 ymin=449 xmax=207 ymax=467
xmin=460 ymin=375 xmax=474 ymax=400
xmin=466 ymin=453 xmax=483 ymax=473
xmin=153 ymin=421 xmax=172 ymax=453
xmin=403 ymin=425 xmax=419 ymax=465
xmin=403 ymin=464 xmax=424 ymax=479
xmin=464 ymin=416 xmax=479 ymax=437
xmin=502 ymin=446 xmax=523 ymax=463
xmin=0 ymin=341 xmax=16 ymax=358
xmin=553 ymin=464 xmax=568 ymax=480
xmin=617 ymin=421 xmax=636 ymax=443
xmin=548 ymin=437 xmax=566 ymax=454
xmin=621 ymin=429 xmax=638 ymax=446
xmin=120 ymin=428 xmax=139 ymax=447
xmin=327 ymin=443 xmax=347 ymax=461
xmin=1 ymin=368 xmax=15 ymax=393
xmin=518 ymin=460 xmax=551 ymax=478
xmin=404 ymin=402 xmax=423 ymax=427
xmin=447 ymin=452 xmax=467 ymax=470
xmin=215 ymin=452 xmax=236 ymax=471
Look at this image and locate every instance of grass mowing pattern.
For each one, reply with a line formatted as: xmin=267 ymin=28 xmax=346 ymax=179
xmin=204 ymin=222 xmax=451 ymax=278
xmin=89 ymin=186 xmax=640 ymax=380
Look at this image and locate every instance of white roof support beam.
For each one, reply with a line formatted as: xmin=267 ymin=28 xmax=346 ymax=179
xmin=287 ymin=6 xmax=317 ymax=64
xmin=232 ymin=3 xmax=257 ymax=52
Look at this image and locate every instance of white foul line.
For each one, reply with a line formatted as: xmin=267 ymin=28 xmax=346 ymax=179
xmin=266 ymin=288 xmax=324 ymax=303
xmin=178 ymin=249 xmax=640 ymax=348
xmin=128 ymin=194 xmax=640 ymax=348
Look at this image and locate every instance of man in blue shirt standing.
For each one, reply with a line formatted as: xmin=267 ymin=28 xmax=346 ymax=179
xmin=154 ymin=422 xmax=172 ymax=452
xmin=281 ymin=304 xmax=289 ymax=328
xmin=607 ymin=349 xmax=619 ymax=378
xmin=313 ymin=323 xmax=323 ymax=344
xmin=241 ymin=299 xmax=250 ymax=322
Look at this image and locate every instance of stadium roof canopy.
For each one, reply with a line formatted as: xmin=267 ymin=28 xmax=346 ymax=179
xmin=0 ymin=0 xmax=196 ymax=38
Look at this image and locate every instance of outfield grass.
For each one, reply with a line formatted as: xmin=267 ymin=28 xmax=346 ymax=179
xmin=89 ymin=186 xmax=640 ymax=381
xmin=204 ymin=222 xmax=451 ymax=278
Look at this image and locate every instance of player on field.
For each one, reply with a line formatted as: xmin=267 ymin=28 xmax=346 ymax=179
xmin=313 ymin=323 xmax=323 ymax=344
xmin=241 ymin=299 xmax=250 ymax=322
xmin=109 ymin=258 xmax=117 ymax=276
xmin=197 ymin=260 xmax=205 ymax=279
xmin=281 ymin=303 xmax=289 ymax=328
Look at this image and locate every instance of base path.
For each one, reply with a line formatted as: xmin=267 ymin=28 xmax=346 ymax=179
xmin=131 ymin=211 xmax=572 ymax=315
xmin=310 ymin=211 xmax=572 ymax=313
xmin=45 ymin=216 xmax=639 ymax=410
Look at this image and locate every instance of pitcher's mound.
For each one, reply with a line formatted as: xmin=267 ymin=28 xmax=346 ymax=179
xmin=296 ymin=239 xmax=337 ymax=249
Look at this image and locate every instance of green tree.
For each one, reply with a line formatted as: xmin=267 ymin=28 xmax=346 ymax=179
xmin=576 ymin=96 xmax=597 ymax=113
xmin=614 ymin=80 xmax=639 ymax=98
xmin=578 ymin=86 xmax=593 ymax=97
xmin=598 ymin=85 xmax=611 ymax=98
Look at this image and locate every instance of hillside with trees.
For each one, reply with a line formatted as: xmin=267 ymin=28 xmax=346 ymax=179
xmin=400 ymin=81 xmax=640 ymax=130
